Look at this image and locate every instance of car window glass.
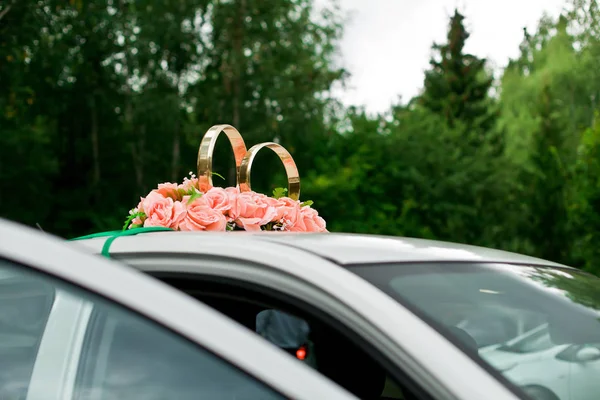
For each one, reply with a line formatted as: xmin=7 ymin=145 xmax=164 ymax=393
xmin=155 ymin=273 xmax=430 ymax=399
xmin=496 ymin=324 xmax=554 ymax=354
xmin=523 ymin=313 xmax=546 ymax=332
xmin=0 ymin=260 xmax=54 ymax=400
xmin=255 ymin=309 xmax=317 ymax=368
xmin=348 ymin=262 xmax=600 ymax=400
xmin=0 ymin=259 xmax=285 ymax=400
xmin=457 ymin=312 xmax=518 ymax=347
xmin=256 ymin=309 xmax=310 ymax=349
xmin=74 ymin=301 xmax=285 ymax=400
xmin=252 ymin=308 xmax=411 ymax=399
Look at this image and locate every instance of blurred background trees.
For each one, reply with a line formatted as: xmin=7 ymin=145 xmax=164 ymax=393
xmin=2 ymin=0 xmax=600 ymax=274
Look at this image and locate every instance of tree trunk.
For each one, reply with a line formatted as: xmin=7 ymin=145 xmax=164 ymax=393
xmin=90 ymin=95 xmax=101 ymax=189
xmin=0 ymin=4 xmax=11 ymax=22
xmin=171 ymin=121 xmax=181 ymax=182
xmin=230 ymin=0 xmax=246 ymax=185
xmin=126 ymin=98 xmax=145 ymax=195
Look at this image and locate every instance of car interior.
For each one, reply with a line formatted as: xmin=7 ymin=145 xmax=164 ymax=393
xmin=157 ymin=274 xmax=438 ymax=400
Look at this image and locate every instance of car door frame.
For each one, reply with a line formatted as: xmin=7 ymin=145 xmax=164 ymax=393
xmin=90 ymin=233 xmax=523 ymax=400
xmin=0 ymin=218 xmax=358 ymax=400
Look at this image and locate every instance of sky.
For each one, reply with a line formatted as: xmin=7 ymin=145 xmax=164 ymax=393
xmin=334 ymin=0 xmax=567 ymax=114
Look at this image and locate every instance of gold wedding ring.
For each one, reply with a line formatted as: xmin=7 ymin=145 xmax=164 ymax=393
xmin=197 ymin=124 xmax=300 ymax=200
xmin=239 ymin=142 xmax=300 ymax=200
xmin=197 ymin=124 xmax=247 ymax=190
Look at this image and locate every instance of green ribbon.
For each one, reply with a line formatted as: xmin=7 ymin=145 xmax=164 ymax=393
xmin=70 ymin=227 xmax=173 ymax=258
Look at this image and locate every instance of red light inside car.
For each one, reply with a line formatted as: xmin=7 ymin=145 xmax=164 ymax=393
xmin=296 ymin=346 xmax=307 ymax=360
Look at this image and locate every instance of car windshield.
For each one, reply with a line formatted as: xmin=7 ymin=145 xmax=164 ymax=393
xmin=495 ymin=324 xmax=554 ymax=354
xmin=348 ymin=262 xmax=600 ymax=399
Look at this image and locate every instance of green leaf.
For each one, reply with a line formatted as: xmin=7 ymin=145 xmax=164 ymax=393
xmin=212 ymin=172 xmax=226 ymax=181
xmin=300 ymin=200 xmax=314 ymax=207
xmin=122 ymin=211 xmax=146 ymax=231
xmin=186 ymin=190 xmax=202 ymax=204
xmin=273 ymin=187 xmax=288 ymax=199
xmin=176 ymin=188 xmax=189 ymax=199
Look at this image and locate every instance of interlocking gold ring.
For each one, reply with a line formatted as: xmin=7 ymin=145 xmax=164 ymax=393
xmin=197 ymin=124 xmax=247 ymax=191
xmin=196 ymin=124 xmax=300 ymax=200
xmin=239 ymin=142 xmax=300 ymax=200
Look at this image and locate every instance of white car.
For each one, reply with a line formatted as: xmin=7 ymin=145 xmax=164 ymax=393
xmin=69 ymin=227 xmax=600 ymax=400
xmin=0 ymin=218 xmax=358 ymax=400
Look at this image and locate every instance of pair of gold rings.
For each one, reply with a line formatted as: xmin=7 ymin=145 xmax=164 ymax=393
xmin=196 ymin=124 xmax=301 ymax=200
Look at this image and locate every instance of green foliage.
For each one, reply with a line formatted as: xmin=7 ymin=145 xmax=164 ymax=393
xmin=520 ymin=83 xmax=571 ymax=263
xmin=123 ymin=212 xmax=146 ymax=231
xmin=569 ymin=113 xmax=600 ymax=274
xmin=272 ymin=187 xmax=288 ymax=199
xmin=419 ymin=9 xmax=499 ymax=150
xmin=185 ymin=190 xmax=203 ymax=205
xmin=4 ymin=0 xmax=600 ymax=276
xmin=212 ymin=172 xmax=226 ymax=181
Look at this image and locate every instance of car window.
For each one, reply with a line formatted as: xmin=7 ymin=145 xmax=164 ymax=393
xmin=254 ymin=308 xmax=407 ymax=399
xmin=457 ymin=312 xmax=518 ymax=348
xmin=74 ymin=301 xmax=285 ymax=400
xmin=156 ymin=276 xmax=420 ymax=400
xmin=348 ymin=262 xmax=600 ymax=400
xmin=255 ymin=309 xmax=317 ymax=369
xmin=0 ymin=261 xmax=54 ymax=400
xmin=496 ymin=325 xmax=554 ymax=354
xmin=0 ymin=258 xmax=285 ymax=400
xmin=256 ymin=309 xmax=310 ymax=349
xmin=523 ymin=313 xmax=546 ymax=332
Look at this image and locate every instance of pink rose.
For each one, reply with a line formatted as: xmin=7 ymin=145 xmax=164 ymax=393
xmin=225 ymin=186 xmax=240 ymax=202
xmin=156 ymin=182 xmax=180 ymax=200
xmin=203 ymin=187 xmax=232 ymax=213
xmin=178 ymin=177 xmax=199 ymax=192
xmin=141 ymin=191 xmax=185 ymax=229
xmin=273 ymin=197 xmax=302 ymax=228
xmin=291 ymin=206 xmax=327 ymax=233
xmin=289 ymin=213 xmax=307 ymax=232
xmin=134 ymin=198 xmax=145 ymax=215
xmin=170 ymin=201 xmax=187 ymax=229
xmin=179 ymin=197 xmax=227 ymax=231
xmin=129 ymin=199 xmax=146 ymax=227
xmin=130 ymin=216 xmax=144 ymax=227
xmin=232 ymin=191 xmax=278 ymax=231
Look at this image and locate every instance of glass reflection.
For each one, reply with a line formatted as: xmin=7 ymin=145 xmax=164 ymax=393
xmin=348 ymin=262 xmax=600 ymax=400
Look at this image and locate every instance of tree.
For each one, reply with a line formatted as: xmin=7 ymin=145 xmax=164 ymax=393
xmin=0 ymin=0 xmax=347 ymax=237
xmin=191 ymin=0 xmax=347 ymax=193
xmin=419 ymin=9 xmax=498 ymax=148
xmin=524 ymin=83 xmax=571 ymax=263
xmin=569 ymin=113 xmax=600 ymax=274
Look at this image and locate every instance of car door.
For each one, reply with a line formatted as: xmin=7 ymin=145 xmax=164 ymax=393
xmin=0 ymin=218 xmax=357 ymax=400
xmin=82 ymin=234 xmax=521 ymax=400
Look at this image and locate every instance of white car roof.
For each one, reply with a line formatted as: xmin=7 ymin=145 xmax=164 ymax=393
xmin=72 ymin=231 xmax=568 ymax=268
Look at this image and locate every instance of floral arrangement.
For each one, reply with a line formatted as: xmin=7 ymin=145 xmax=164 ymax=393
xmin=123 ymin=173 xmax=327 ymax=233
xmin=122 ymin=124 xmax=328 ymax=233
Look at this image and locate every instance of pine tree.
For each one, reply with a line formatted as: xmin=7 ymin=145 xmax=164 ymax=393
xmin=526 ymin=83 xmax=570 ymax=263
xmin=419 ymin=9 xmax=497 ymax=141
